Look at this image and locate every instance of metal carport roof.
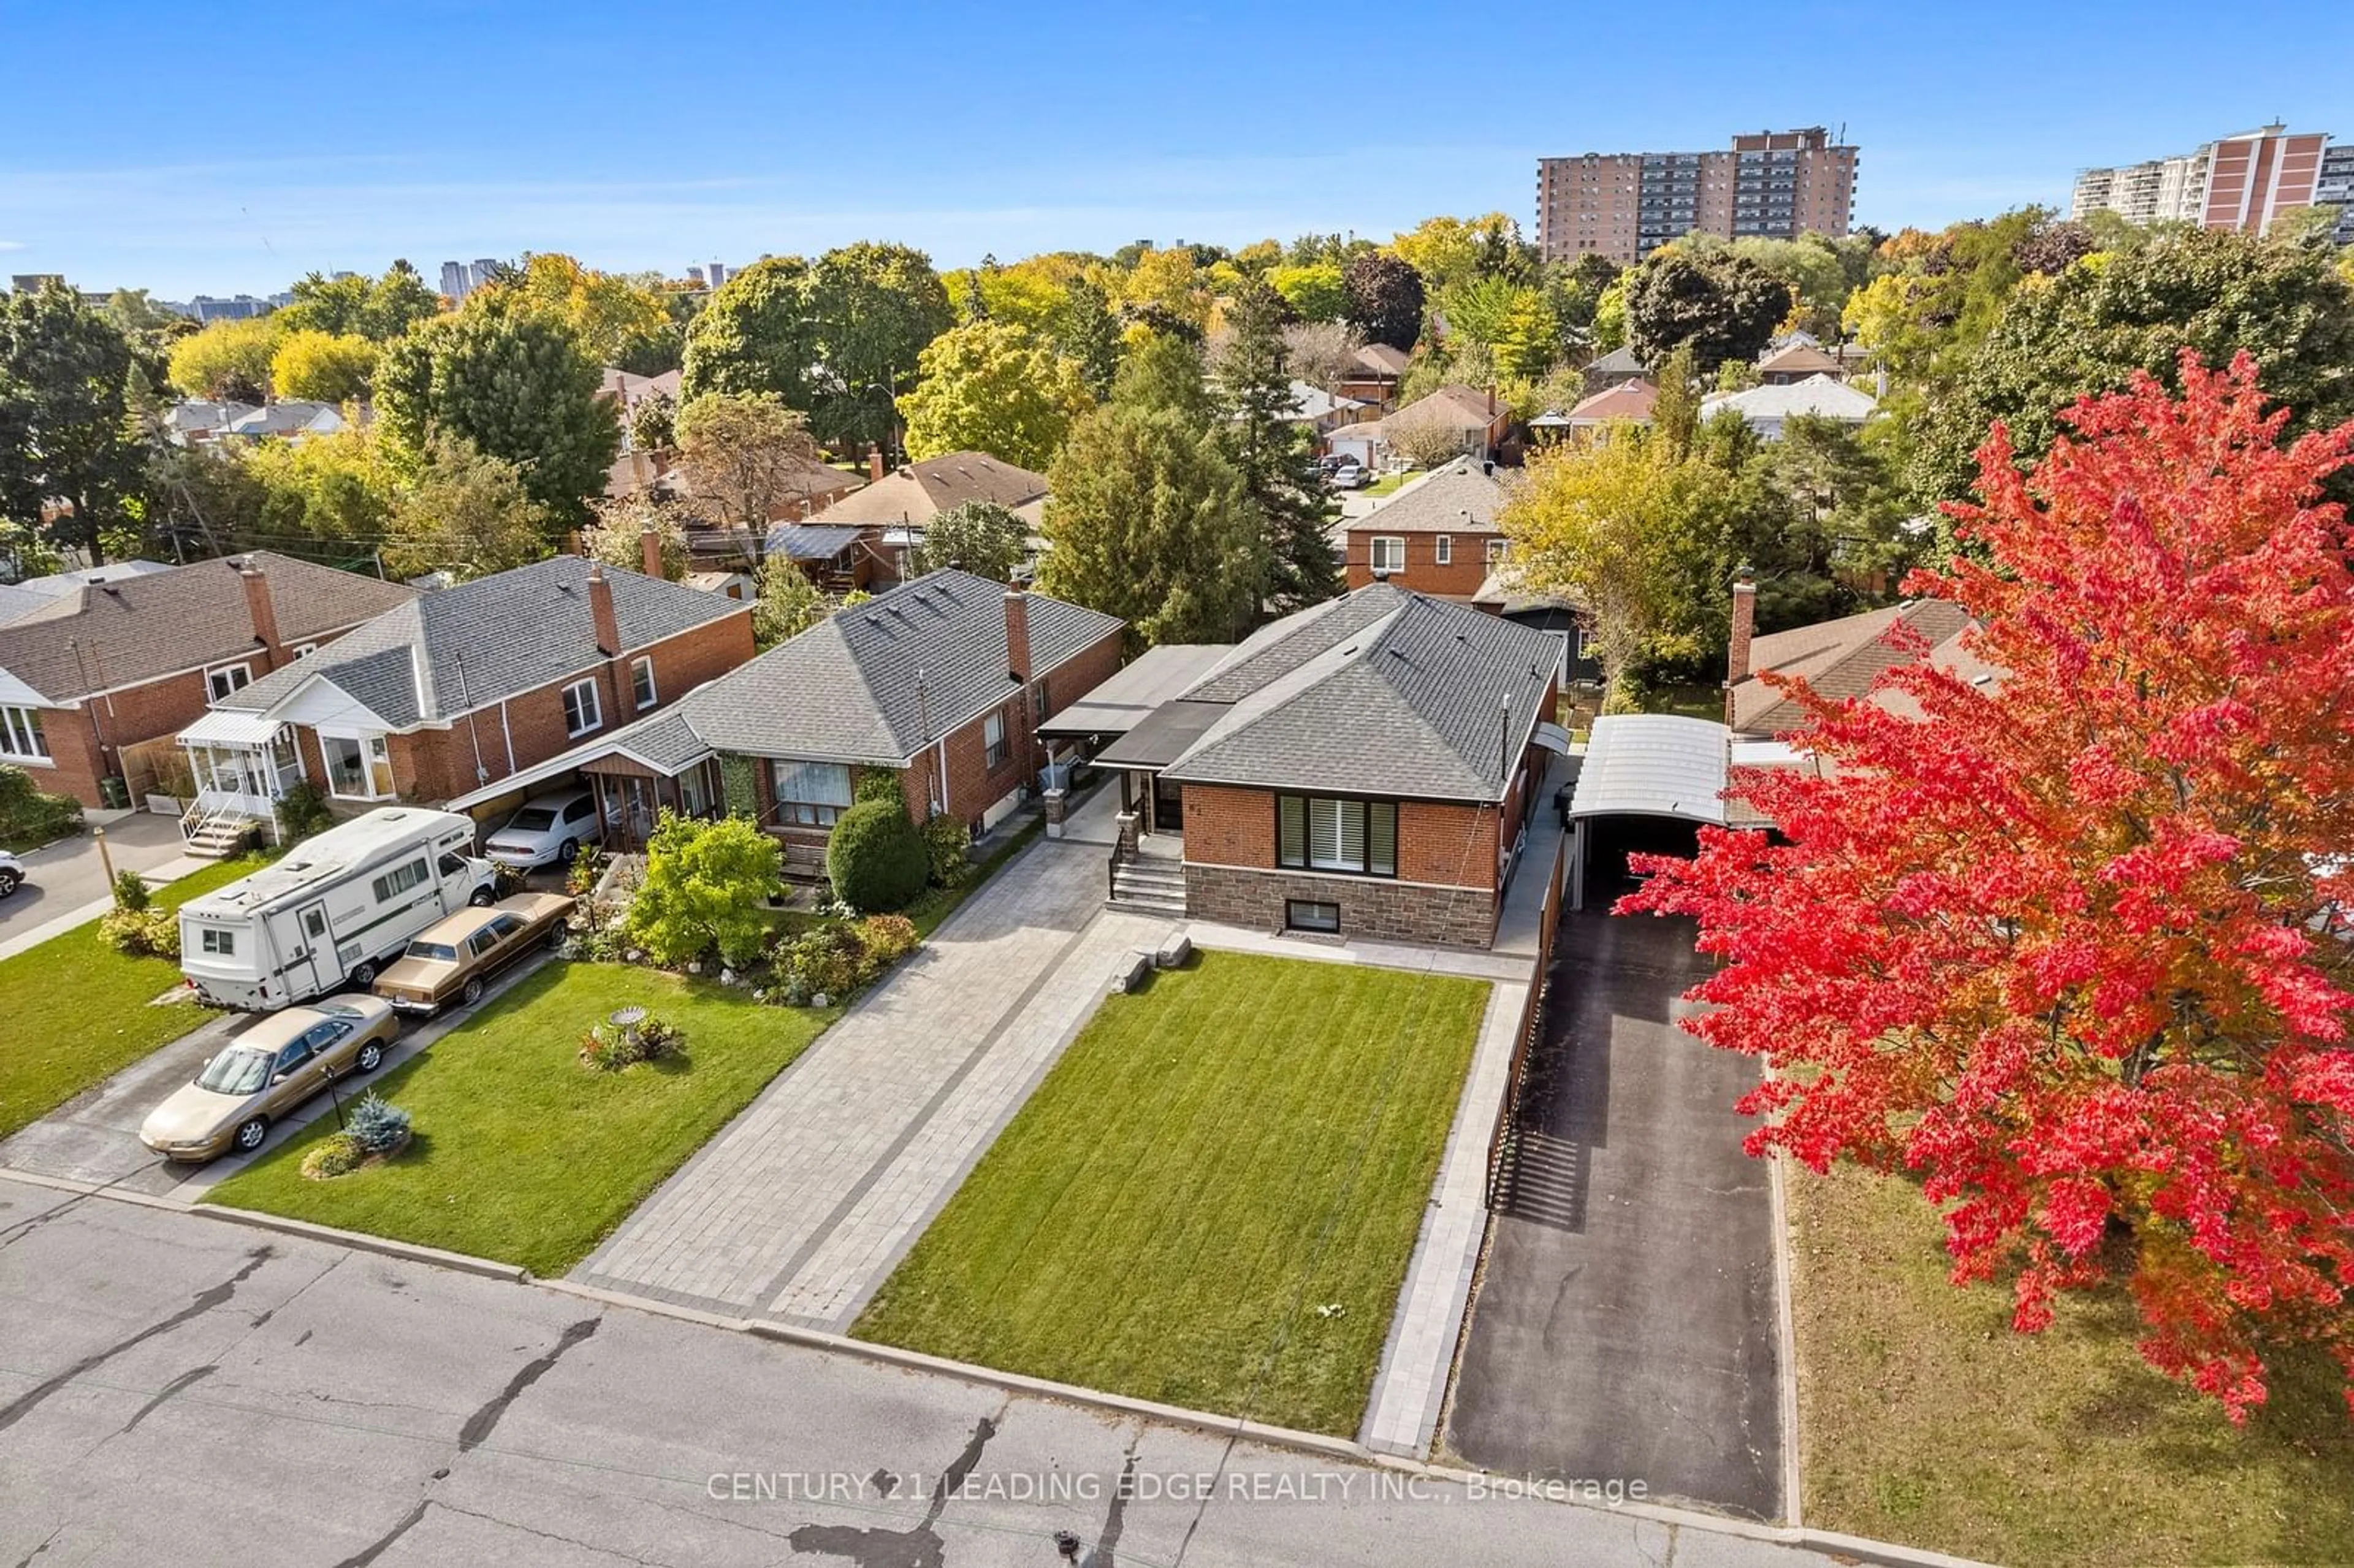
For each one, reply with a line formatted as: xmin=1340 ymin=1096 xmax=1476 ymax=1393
xmin=1569 ymin=715 xmax=1732 ymax=825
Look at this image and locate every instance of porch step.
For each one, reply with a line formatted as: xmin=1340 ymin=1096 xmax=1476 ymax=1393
xmin=1110 ymin=859 xmax=1187 ymax=915
xmin=182 ymin=812 xmax=263 ymax=859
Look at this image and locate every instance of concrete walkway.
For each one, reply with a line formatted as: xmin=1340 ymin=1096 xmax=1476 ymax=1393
xmin=576 ymin=786 xmax=1176 ymax=1329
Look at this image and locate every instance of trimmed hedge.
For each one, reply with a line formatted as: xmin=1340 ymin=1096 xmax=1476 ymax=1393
xmin=826 ymin=799 xmax=929 ymax=913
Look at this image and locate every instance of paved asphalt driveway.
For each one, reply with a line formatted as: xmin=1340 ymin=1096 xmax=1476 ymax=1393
xmin=0 ymin=812 xmax=189 ymax=943
xmin=0 ymin=1190 xmax=1845 ymax=1568
xmin=1446 ymin=909 xmax=1784 ymax=1520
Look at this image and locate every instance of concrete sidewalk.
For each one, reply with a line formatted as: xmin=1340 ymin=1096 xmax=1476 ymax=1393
xmin=576 ymin=786 xmax=1175 ymax=1329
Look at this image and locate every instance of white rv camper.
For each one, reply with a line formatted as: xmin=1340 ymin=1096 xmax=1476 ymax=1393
xmin=180 ymin=809 xmax=499 ymax=1011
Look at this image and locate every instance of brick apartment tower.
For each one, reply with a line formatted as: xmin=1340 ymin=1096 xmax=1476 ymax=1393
xmin=2071 ymin=124 xmax=2330 ymax=233
xmin=1536 ymin=127 xmax=1861 ymax=264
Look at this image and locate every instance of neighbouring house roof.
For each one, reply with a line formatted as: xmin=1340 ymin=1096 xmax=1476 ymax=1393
xmin=225 ymin=401 xmax=345 ymax=438
xmin=1471 ymin=563 xmax=1575 ymax=617
xmin=1348 ymin=455 xmax=1512 ymax=536
xmin=1585 ymin=346 xmax=1647 ymax=377
xmin=218 ymin=556 xmax=748 ymax=730
xmin=1156 ymin=584 xmax=1560 ymax=804
xmin=449 ymin=571 xmax=1124 ymax=802
xmin=1571 ymin=714 xmax=1815 ymax=830
xmin=1384 ymin=384 xmax=1503 ymax=438
xmin=600 ymin=367 xmax=681 ymax=403
xmin=1754 ymin=341 xmax=1843 ymax=377
xmin=1327 ymin=419 xmax=1384 ymax=442
xmin=1702 ymin=374 xmax=1878 ymax=427
xmin=768 ymin=524 xmax=870 ymax=561
xmin=1352 ymin=343 xmax=1411 ymax=378
xmin=1730 ymin=598 xmax=1973 ymax=734
xmin=1037 ymin=644 xmax=1233 ymax=741
xmin=167 ymin=400 xmax=258 ymax=433
xmin=0 ymin=552 xmax=415 ymax=707
xmin=1565 ymin=379 xmax=1658 ymax=425
xmin=683 ymin=569 xmax=752 ymax=595
xmin=1286 ymin=381 xmax=1365 ymax=422
xmin=804 ymin=451 xmax=1047 ymax=527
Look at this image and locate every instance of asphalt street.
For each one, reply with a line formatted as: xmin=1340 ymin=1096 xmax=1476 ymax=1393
xmin=0 ymin=811 xmax=189 ymax=943
xmin=0 ymin=1187 xmax=1838 ymax=1568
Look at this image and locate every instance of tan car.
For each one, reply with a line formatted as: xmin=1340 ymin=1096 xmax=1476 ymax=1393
xmin=372 ymin=891 xmax=574 ymax=1014
xmin=139 ymin=996 xmax=400 ymax=1162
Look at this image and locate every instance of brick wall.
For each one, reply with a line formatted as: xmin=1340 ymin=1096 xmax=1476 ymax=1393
xmin=931 ymin=623 xmax=1126 ymax=828
xmin=1343 ymin=528 xmax=1504 ymax=598
xmin=29 ymin=665 xmax=235 ymax=807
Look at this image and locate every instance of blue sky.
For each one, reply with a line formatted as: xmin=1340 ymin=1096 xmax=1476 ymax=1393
xmin=5 ymin=0 xmax=2350 ymax=297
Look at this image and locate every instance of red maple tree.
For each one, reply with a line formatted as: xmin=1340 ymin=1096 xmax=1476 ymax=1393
xmin=1623 ymin=353 xmax=2354 ymax=1420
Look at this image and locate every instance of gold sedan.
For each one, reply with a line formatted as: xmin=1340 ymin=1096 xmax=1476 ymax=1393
xmin=139 ymin=996 xmax=400 ymax=1162
xmin=373 ymin=891 xmax=574 ymax=1015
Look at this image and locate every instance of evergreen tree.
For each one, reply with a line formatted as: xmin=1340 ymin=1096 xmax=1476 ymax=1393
xmin=0 ymin=282 xmax=147 ymax=563
xmin=1217 ymin=283 xmax=1339 ymax=612
xmin=1048 ymin=274 xmax=1122 ymax=399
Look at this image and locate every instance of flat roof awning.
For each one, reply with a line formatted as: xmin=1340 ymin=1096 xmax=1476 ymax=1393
xmin=1569 ymin=714 xmax=1731 ymax=825
xmin=768 ymin=523 xmax=867 ymax=560
xmin=1095 ymin=699 xmax=1228 ymax=770
xmin=1037 ymin=644 xmax=1233 ymax=742
xmin=178 ymin=709 xmax=282 ymax=747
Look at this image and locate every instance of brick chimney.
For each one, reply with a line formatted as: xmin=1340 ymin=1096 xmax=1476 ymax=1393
xmin=238 ymin=558 xmax=285 ymax=669
xmin=1004 ymin=588 xmax=1031 ymax=684
xmin=639 ymin=526 xmax=666 ymax=580
xmin=1724 ymin=569 xmax=1758 ymax=725
xmin=867 ymin=443 xmax=886 ymax=483
xmin=587 ymin=563 xmax=622 ymax=656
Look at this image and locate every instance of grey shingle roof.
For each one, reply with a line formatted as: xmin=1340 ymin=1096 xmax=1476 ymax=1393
xmin=0 ymin=552 xmax=415 ymax=704
xmin=1586 ymin=346 xmax=1647 ymax=375
xmin=1160 ymin=587 xmax=1559 ymax=802
xmin=223 ymin=557 xmax=748 ymax=727
xmin=766 ymin=523 xmax=870 ymax=560
xmin=672 ymin=569 xmax=1122 ymax=764
xmin=1347 ymin=457 xmax=1514 ymax=536
xmin=1181 ymin=587 xmax=1408 ymax=704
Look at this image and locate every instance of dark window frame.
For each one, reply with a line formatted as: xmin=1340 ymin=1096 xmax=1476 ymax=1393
xmin=1286 ymin=899 xmax=1342 ymax=934
xmin=1273 ymin=794 xmax=1398 ymax=879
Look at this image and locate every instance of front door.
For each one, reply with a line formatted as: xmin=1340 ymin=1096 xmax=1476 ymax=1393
xmin=1151 ymin=773 xmax=1184 ymax=836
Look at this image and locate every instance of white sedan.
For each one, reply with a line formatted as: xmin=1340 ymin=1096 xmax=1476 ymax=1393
xmin=484 ymin=789 xmax=601 ymax=869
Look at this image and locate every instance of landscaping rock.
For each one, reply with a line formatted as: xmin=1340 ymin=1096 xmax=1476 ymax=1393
xmin=718 ymin=967 xmax=737 ymax=987
xmin=1111 ymin=952 xmax=1152 ymax=995
xmin=1152 ymin=933 xmax=1192 ymax=970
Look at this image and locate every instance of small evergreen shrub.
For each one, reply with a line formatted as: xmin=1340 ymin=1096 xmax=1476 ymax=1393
xmin=301 ymin=1133 xmax=366 ymax=1180
xmin=855 ymin=769 xmax=907 ymax=807
xmin=346 ymin=1091 xmax=411 ymax=1155
xmin=112 ymin=868 xmax=153 ymax=911
xmin=921 ymin=813 xmax=972 ymax=889
xmin=825 ymin=799 xmax=928 ymax=912
xmin=99 ymin=907 xmax=178 ymax=959
xmin=275 ymin=782 xmax=334 ymax=843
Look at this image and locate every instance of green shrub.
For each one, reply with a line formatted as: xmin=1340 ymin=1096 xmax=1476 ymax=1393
xmin=565 ymin=843 xmax=607 ymax=897
xmin=826 ymin=799 xmax=928 ymax=912
xmin=579 ymin=1013 xmax=685 ymax=1071
xmin=624 ymin=810 xmax=782 ymax=967
xmin=855 ymin=913 xmax=920 ymax=976
xmin=921 ymin=813 xmax=972 ymax=888
xmin=0 ymin=764 xmax=81 ymax=847
xmin=275 ymin=781 xmax=334 ymax=843
xmin=112 ymin=869 xmax=152 ymax=911
xmin=780 ymin=923 xmax=863 ymax=1001
xmin=300 ymin=1133 xmax=366 ymax=1180
xmin=346 ymin=1091 xmax=411 ymax=1155
xmin=855 ymin=769 xmax=907 ymax=806
xmin=98 ymin=907 xmax=177 ymax=959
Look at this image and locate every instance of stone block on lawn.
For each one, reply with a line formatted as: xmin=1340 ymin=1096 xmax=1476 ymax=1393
xmin=1110 ymin=952 xmax=1152 ymax=995
xmin=1152 ymin=933 xmax=1192 ymax=970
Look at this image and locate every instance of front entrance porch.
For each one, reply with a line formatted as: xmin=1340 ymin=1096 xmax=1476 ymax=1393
xmin=175 ymin=710 xmax=307 ymax=855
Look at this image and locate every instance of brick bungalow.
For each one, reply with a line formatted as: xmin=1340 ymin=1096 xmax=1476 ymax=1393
xmin=0 ymin=552 xmax=415 ymax=808
xmin=449 ymin=569 xmax=1125 ymax=872
xmin=181 ymin=544 xmax=754 ymax=848
xmin=1099 ymin=584 xmax=1564 ymax=948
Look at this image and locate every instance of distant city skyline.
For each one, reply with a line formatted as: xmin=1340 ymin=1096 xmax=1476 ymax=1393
xmin=4 ymin=1 xmax=2348 ymax=298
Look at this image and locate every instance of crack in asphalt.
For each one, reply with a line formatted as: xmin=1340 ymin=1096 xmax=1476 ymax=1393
xmin=1082 ymin=1445 xmax=1138 ymax=1568
xmin=330 ymin=1498 xmax=429 ymax=1568
xmin=0 ymin=1245 xmax=273 ymax=1434
xmin=457 ymin=1315 xmax=601 ymax=1454
xmin=115 ymin=1363 xmax=216 ymax=1436
xmin=787 ymin=1409 xmax=1000 ymax=1567
xmin=8 ymin=1523 xmax=58 ymax=1567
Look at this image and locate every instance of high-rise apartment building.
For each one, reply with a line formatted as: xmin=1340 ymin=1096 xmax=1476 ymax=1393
xmin=2072 ymin=125 xmax=2330 ymax=233
xmin=1535 ymin=127 xmax=1860 ymax=264
xmin=439 ymin=259 xmax=470 ymax=300
xmin=2317 ymin=144 xmax=2354 ymax=245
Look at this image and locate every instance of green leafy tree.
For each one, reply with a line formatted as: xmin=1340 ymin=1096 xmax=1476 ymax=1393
xmin=1623 ymin=252 xmax=1791 ymax=371
xmin=166 ymin=315 xmax=280 ymax=402
xmin=374 ymin=300 xmax=618 ymax=529
xmin=1040 ymin=399 xmax=1262 ymax=649
xmin=1913 ymin=226 xmax=2354 ymax=509
xmin=582 ymin=494 xmax=691 ymax=579
xmin=495 ymin=253 xmax=679 ymax=372
xmin=626 ymin=811 xmax=783 ymax=967
xmin=143 ymin=442 xmax=266 ymax=562
xmin=679 ymin=256 xmax=818 ymax=406
xmin=1343 ymin=251 xmax=1425 ymax=349
xmin=1110 ymin=330 xmax=1214 ymax=423
xmin=381 ymin=435 xmax=552 ymax=581
xmin=269 ymin=329 xmax=378 ymax=403
xmin=1267 ymin=262 xmax=1346 ymax=322
xmin=1590 ymin=272 xmax=1631 ymax=351
xmin=753 ymin=552 xmax=831 ymax=645
xmin=825 ymin=798 xmax=930 ymax=913
xmin=1047 ymin=273 xmax=1122 ymax=398
xmin=628 ymin=387 xmax=676 ymax=451
xmin=238 ymin=422 xmax=398 ymax=565
xmin=803 ymin=242 xmax=955 ymax=452
xmin=1390 ymin=213 xmax=1535 ymax=292
xmin=912 ymin=500 xmax=1028 ymax=582
xmin=276 ymin=263 xmax=443 ymax=341
xmin=0 ymin=283 xmax=148 ymax=562
xmin=1217 ymin=283 xmax=1338 ymax=613
xmin=674 ymin=391 xmax=826 ymax=528
xmin=899 ymin=320 xmax=1094 ymax=470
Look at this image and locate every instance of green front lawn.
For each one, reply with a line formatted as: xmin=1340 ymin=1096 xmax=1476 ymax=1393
xmin=0 ymin=853 xmax=270 ymax=1138
xmin=1790 ymin=1163 xmax=2354 ymax=1567
xmin=205 ymin=963 xmax=836 ymax=1276
xmin=854 ymin=952 xmax=1489 ymax=1435
xmin=1362 ymin=468 xmax=1421 ymax=497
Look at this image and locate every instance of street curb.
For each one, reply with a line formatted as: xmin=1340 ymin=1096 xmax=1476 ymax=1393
xmin=1 ymin=1170 xmax=1993 ymax=1568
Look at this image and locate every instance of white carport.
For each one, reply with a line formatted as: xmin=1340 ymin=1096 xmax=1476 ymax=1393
xmin=1566 ymin=715 xmax=1730 ymax=910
